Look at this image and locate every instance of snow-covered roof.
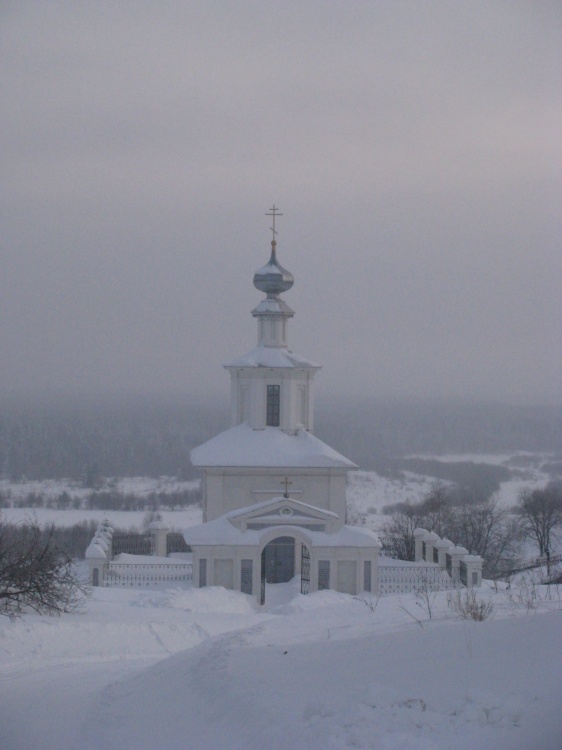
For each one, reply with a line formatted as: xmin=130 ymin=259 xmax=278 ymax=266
xmin=191 ymin=423 xmax=357 ymax=469
xmin=183 ymin=504 xmax=380 ymax=549
xmin=224 ymin=344 xmax=320 ymax=369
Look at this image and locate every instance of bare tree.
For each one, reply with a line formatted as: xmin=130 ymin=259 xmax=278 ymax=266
xmin=417 ymin=482 xmax=453 ymax=537
xmin=518 ymin=482 xmax=562 ymax=558
xmin=380 ymin=504 xmax=424 ymax=561
xmin=448 ymin=498 xmax=522 ymax=577
xmin=381 ymin=483 xmax=453 ymax=557
xmin=382 ymin=488 xmax=522 ymax=577
xmin=345 ymin=498 xmax=366 ymax=527
xmin=0 ymin=516 xmax=90 ymax=620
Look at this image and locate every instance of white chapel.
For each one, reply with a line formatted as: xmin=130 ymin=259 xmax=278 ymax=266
xmin=185 ymin=209 xmax=381 ymax=603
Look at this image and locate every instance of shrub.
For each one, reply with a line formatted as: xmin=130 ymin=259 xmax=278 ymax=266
xmin=448 ymin=588 xmax=494 ymax=621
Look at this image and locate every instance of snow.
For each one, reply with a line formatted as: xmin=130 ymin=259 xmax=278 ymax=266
xmin=495 ymin=477 xmax=546 ymax=508
xmin=113 ymin=553 xmax=191 ymax=565
xmin=403 ymin=452 xmax=553 ymax=509
xmin=191 ymin=422 xmax=357 ymax=468
xmin=224 ymin=343 xmax=319 ymax=368
xmin=0 ymin=475 xmax=200 ymax=502
xmin=1 ymin=506 xmax=203 ymax=530
xmin=0 ymin=576 xmax=560 ymax=750
xmin=409 ymin=451 xmax=550 ymax=467
xmin=345 ymin=453 xmax=553 ymax=526
xmin=409 ymin=453 xmax=524 ymax=466
xmin=184 ymin=505 xmax=380 ymax=548
xmin=346 ymin=470 xmax=438 ymax=516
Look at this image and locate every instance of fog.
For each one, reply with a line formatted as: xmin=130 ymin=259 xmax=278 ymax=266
xmin=1 ymin=391 xmax=559 ymax=481
xmin=2 ymin=2 xmax=560 ymax=404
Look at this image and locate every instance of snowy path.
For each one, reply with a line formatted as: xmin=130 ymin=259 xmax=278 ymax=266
xmin=0 ymin=660 xmax=148 ymax=750
xmin=80 ymin=612 xmax=562 ymax=750
xmin=0 ymin=584 xmax=560 ymax=750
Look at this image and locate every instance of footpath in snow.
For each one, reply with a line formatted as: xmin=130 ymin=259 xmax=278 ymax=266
xmin=0 ymin=579 xmax=560 ymax=750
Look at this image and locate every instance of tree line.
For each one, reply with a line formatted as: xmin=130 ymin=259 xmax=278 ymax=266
xmin=0 ymin=487 xmax=201 ymax=511
xmin=0 ymin=394 xmax=227 ymax=482
xmin=0 ymin=394 xmax=559 ymax=481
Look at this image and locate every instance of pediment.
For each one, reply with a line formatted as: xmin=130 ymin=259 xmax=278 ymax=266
xmin=228 ymin=496 xmax=339 ymax=532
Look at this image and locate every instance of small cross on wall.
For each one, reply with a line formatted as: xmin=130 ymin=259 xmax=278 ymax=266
xmin=281 ymin=477 xmax=292 ymax=499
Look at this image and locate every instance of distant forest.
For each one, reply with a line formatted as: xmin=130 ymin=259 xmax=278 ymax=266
xmin=0 ymin=393 xmax=560 ymax=483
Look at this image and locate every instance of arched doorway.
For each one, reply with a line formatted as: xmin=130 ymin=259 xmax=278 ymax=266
xmin=262 ymin=536 xmax=295 ymax=583
xmin=259 ymin=536 xmax=311 ymax=604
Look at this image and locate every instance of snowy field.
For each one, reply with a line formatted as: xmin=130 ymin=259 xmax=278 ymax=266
xmin=1 ymin=505 xmax=203 ymax=532
xmin=0 ymin=575 xmax=560 ymax=750
xmin=0 ymin=475 xmax=201 ymax=503
xmin=0 ymin=475 xmax=202 ymax=529
xmin=346 ymin=451 xmax=553 ymax=536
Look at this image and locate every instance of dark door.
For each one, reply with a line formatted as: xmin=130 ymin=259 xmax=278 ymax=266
xmin=262 ymin=536 xmax=295 ymax=583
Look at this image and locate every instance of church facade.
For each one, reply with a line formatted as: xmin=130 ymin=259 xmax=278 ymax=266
xmin=185 ymin=211 xmax=381 ymax=603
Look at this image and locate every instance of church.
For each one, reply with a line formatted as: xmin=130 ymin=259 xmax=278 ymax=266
xmin=184 ymin=209 xmax=381 ymax=603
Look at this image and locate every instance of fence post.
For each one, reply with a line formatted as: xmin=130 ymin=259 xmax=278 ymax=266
xmin=414 ymin=528 xmax=427 ymax=562
xmin=85 ymin=523 xmax=113 ymax=586
xmin=448 ymin=546 xmax=469 ymax=584
xmin=436 ymin=538 xmax=453 ymax=568
xmin=463 ymin=555 xmax=483 ymax=588
xmin=423 ymin=531 xmax=440 ymax=562
xmin=149 ymin=518 xmax=169 ymax=557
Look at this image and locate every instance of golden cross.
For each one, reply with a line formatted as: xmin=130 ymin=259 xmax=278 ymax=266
xmin=265 ymin=205 xmax=283 ymax=241
xmin=281 ymin=477 xmax=292 ymax=498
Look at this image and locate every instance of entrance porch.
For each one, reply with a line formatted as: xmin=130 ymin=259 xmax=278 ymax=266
xmin=183 ymin=497 xmax=382 ymax=603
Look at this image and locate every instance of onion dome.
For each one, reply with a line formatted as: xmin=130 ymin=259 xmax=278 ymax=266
xmin=253 ymin=240 xmax=294 ymax=297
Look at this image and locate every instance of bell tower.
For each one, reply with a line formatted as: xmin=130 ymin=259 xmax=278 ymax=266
xmin=224 ymin=206 xmax=320 ymax=434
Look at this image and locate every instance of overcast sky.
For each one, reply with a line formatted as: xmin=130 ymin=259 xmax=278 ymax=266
xmin=2 ymin=1 xmax=560 ymax=405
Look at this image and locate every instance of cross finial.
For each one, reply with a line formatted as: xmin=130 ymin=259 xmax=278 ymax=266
xmin=281 ymin=477 xmax=292 ymax=499
xmin=265 ymin=205 xmax=283 ymax=243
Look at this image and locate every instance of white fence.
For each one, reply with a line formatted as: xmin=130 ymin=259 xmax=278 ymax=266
xmin=378 ymin=565 xmax=454 ymax=595
xmin=104 ymin=562 xmax=193 ymax=587
xmin=86 ymin=519 xmax=192 ymax=588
